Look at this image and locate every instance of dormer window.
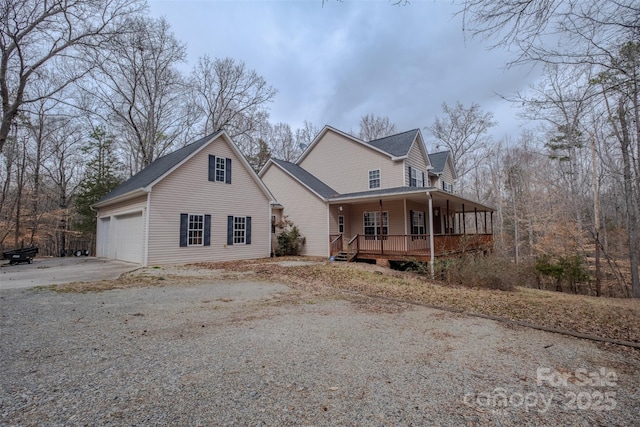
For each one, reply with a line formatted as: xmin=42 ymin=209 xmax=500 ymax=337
xmin=410 ymin=167 xmax=424 ymax=187
xmin=369 ymin=169 xmax=380 ymax=189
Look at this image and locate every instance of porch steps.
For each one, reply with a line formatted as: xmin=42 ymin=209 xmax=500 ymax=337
xmin=333 ymin=251 xmax=351 ymax=262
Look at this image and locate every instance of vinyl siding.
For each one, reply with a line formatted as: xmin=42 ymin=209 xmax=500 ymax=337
xmin=441 ymin=160 xmax=455 ymax=187
xmin=348 ymin=200 xmax=406 ymax=236
xmin=299 ymin=130 xmax=404 ymax=194
xmin=147 ymin=135 xmax=270 ymax=265
xmin=262 ymin=164 xmax=329 ymax=257
xmin=405 ymin=141 xmax=429 ymax=187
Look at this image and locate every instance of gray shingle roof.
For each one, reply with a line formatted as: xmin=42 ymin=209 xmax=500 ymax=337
xmin=366 ymin=129 xmax=420 ymax=157
xmin=96 ymin=131 xmax=222 ymax=205
xmin=271 ymin=159 xmax=338 ymax=199
xmin=428 ymin=150 xmax=450 ymax=174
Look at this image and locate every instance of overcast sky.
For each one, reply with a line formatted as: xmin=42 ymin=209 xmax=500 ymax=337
xmin=148 ymin=0 xmax=541 ymax=146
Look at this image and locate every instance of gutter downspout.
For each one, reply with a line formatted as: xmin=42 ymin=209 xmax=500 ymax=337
xmin=428 ymin=193 xmax=435 ymax=278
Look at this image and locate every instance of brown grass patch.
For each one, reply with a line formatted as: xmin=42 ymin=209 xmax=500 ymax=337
xmin=197 ymin=258 xmax=640 ymax=348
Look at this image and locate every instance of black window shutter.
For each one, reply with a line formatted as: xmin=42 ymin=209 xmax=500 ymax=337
xmin=246 ymin=216 xmax=252 ymax=244
xmin=225 ymin=158 xmax=232 ymax=184
xmin=422 ymin=211 xmax=427 ymax=228
xmin=421 ymin=171 xmax=425 ymax=187
xmin=204 ymin=214 xmax=211 ymax=246
xmin=408 ymin=166 xmax=414 ymax=186
xmin=208 ymin=155 xmax=216 ymax=181
xmin=180 ymin=213 xmax=188 ymax=247
xmin=227 ymin=216 xmax=234 ymax=245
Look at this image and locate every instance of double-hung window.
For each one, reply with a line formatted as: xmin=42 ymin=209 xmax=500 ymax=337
xmin=180 ymin=213 xmax=211 ymax=247
xmin=410 ymin=167 xmax=424 ymax=187
xmin=215 ymin=157 xmax=226 ymax=182
xmin=208 ymin=155 xmax=232 ymax=184
xmin=188 ymin=214 xmax=204 ymax=245
xmin=369 ymin=169 xmax=381 ymax=189
xmin=234 ymin=216 xmax=246 ymax=244
xmin=338 ymin=215 xmax=344 ymax=234
xmin=227 ymin=216 xmax=251 ymax=245
xmin=442 ymin=181 xmax=453 ymax=193
xmin=411 ymin=211 xmax=426 ymax=236
xmin=363 ymin=211 xmax=388 ymax=238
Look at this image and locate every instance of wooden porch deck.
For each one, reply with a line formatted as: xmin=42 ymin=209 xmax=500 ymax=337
xmin=331 ymin=234 xmax=494 ymax=262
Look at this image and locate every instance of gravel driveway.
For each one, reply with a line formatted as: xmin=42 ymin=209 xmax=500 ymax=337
xmin=1 ymin=269 xmax=639 ymax=426
xmin=0 ymin=257 xmax=139 ymax=290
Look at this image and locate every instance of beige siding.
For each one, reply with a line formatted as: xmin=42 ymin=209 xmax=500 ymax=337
xmin=299 ymin=130 xmax=404 ymax=194
xmin=405 ymin=142 xmax=429 ymax=186
xmin=262 ymin=164 xmax=328 ymax=257
xmin=441 ymin=160 xmax=455 ymax=189
xmin=329 ymin=205 xmax=351 ymax=237
xmin=147 ymin=136 xmax=270 ymax=265
xmin=347 ymin=200 xmax=407 ymax=236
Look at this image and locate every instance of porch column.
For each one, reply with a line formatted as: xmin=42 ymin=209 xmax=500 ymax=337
xmin=474 ymin=208 xmax=478 ymax=234
xmin=379 ymin=199 xmax=384 ymax=255
xmin=428 ymin=194 xmax=435 ymax=277
xmin=462 ymin=204 xmax=466 ymax=234
xmin=484 ymin=211 xmax=487 ymax=234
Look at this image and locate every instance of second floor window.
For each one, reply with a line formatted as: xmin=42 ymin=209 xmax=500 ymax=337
xmin=410 ymin=167 xmax=424 ymax=187
xmin=369 ymin=169 xmax=380 ymax=189
xmin=443 ymin=181 xmax=453 ymax=193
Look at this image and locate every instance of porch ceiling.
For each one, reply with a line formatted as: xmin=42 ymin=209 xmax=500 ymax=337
xmin=328 ymin=188 xmax=494 ymax=213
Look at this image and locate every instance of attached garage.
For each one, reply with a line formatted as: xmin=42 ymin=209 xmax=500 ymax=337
xmin=113 ymin=212 xmax=144 ymax=263
xmin=92 ymin=131 xmax=274 ymax=267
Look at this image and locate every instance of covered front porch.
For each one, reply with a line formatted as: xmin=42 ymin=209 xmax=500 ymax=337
xmin=328 ymin=188 xmax=494 ymax=263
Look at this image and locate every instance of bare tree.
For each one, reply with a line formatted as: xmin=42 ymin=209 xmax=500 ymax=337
xmin=0 ymin=0 xmax=145 ymax=154
xmin=358 ymin=114 xmax=397 ymax=141
xmin=426 ymin=101 xmax=497 ymax=194
xmin=295 ymin=120 xmax=319 ymax=150
xmin=188 ymin=55 xmax=277 ymax=141
xmin=460 ymin=0 xmax=639 ymax=67
xmin=87 ymin=16 xmax=189 ymax=172
xmin=268 ymin=123 xmax=300 ymax=162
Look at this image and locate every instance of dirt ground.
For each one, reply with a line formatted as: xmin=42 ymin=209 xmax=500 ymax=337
xmin=1 ymin=263 xmax=639 ymax=425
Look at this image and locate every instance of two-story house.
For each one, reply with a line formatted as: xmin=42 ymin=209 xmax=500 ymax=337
xmin=260 ymin=126 xmax=493 ymax=266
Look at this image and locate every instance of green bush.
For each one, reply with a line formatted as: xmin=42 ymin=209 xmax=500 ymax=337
xmin=535 ymin=254 xmax=590 ymax=293
xmin=275 ymin=219 xmax=306 ymax=256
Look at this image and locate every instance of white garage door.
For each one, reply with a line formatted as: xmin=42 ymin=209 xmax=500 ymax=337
xmin=114 ymin=212 xmax=143 ymax=264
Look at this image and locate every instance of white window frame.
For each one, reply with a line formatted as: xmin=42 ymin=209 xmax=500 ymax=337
xmin=215 ymin=157 xmax=226 ymax=182
xmin=363 ymin=211 xmax=388 ymax=237
xmin=411 ymin=168 xmax=423 ymax=187
xmin=412 ymin=211 xmax=426 ymax=236
xmin=369 ymin=169 xmax=381 ymax=189
xmin=443 ymin=181 xmax=453 ymax=193
xmin=338 ymin=215 xmax=344 ymax=234
xmin=188 ymin=214 xmax=204 ymax=246
xmin=233 ymin=216 xmax=247 ymax=244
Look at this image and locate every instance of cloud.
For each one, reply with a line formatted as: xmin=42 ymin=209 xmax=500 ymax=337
xmin=149 ymin=0 xmax=540 ymax=139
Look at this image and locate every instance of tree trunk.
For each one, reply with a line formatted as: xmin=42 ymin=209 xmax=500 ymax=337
xmin=618 ymin=100 xmax=640 ymax=297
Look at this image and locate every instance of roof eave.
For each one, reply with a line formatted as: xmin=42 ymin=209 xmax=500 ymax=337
xmin=329 ymin=188 xmax=433 ymax=203
xmin=92 ymin=188 xmax=148 ymax=209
